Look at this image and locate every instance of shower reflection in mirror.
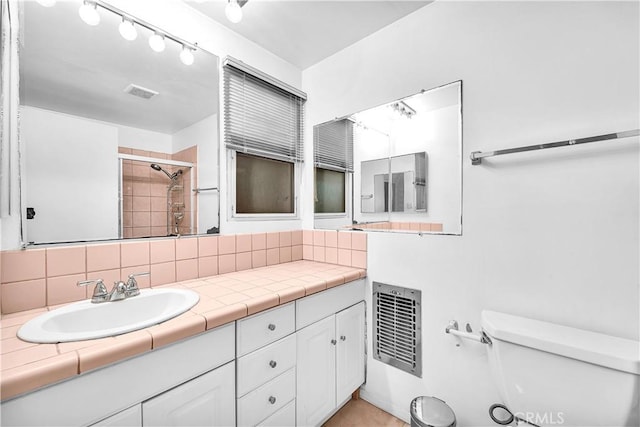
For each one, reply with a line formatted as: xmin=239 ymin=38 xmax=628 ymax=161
xmin=313 ymin=81 xmax=462 ymax=235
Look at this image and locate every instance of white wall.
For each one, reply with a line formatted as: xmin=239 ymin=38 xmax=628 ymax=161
xmin=173 ymin=114 xmax=219 ymax=234
xmin=302 ymin=1 xmax=639 ymax=425
xmin=22 ymin=106 xmax=119 ymax=243
xmin=118 ymin=125 xmax=172 ymax=154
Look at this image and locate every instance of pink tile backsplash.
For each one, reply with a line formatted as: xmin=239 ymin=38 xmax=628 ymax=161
xmin=266 ymin=232 xmax=279 ymax=249
xmin=352 ymin=233 xmax=367 ymax=251
xmin=1 ymin=279 xmax=46 ymax=314
xmin=0 ymin=249 xmax=46 ymax=283
xmin=150 ymin=262 xmax=176 ymax=286
xmin=251 ymin=233 xmax=266 ymax=251
xmin=198 ymin=236 xmax=218 ymax=257
xmin=218 ymin=235 xmax=236 ymax=255
xmin=175 ymin=238 xmax=198 ymax=260
xmin=0 ymin=229 xmax=367 ymax=315
xmin=120 ymin=242 xmax=149 ymax=268
xmin=47 ymin=273 xmax=86 ymax=306
xmin=176 ymin=259 xmax=198 ymax=282
xmin=338 ymin=232 xmax=352 ymax=249
xmin=86 ymin=244 xmax=120 ymax=272
xmin=150 ymin=239 xmax=175 ymax=264
xmin=236 ymin=234 xmax=252 ymax=253
xmin=219 ymin=254 xmax=236 ymax=274
xmin=46 ymin=246 xmax=86 ymax=278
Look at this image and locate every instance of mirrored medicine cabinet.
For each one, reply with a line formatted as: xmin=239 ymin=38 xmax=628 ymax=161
xmin=313 ymin=81 xmax=462 ymax=235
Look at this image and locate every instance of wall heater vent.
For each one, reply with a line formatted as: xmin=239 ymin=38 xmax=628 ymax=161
xmin=373 ymin=281 xmax=422 ymax=377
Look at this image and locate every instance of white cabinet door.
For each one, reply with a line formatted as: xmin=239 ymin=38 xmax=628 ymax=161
xmin=336 ymin=302 xmax=366 ymax=403
xmin=142 ymin=361 xmax=235 ymax=427
xmin=296 ymin=315 xmax=336 ymax=427
xmin=90 ymin=404 xmax=142 ymax=427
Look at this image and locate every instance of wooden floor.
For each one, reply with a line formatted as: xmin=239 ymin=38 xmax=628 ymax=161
xmin=323 ymin=398 xmax=409 ymax=427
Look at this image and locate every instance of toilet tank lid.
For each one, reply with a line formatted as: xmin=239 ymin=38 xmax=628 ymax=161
xmin=481 ymin=310 xmax=640 ymax=375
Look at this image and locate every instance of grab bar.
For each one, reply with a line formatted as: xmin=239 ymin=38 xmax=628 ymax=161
xmin=445 ymin=320 xmax=491 ymax=345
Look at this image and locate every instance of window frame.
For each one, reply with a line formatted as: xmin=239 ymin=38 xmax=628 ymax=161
xmin=228 ymin=150 xmax=300 ymax=220
xmin=313 ymin=167 xmax=351 ymax=219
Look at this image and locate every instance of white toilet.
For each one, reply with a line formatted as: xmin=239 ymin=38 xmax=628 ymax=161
xmin=481 ymin=310 xmax=640 ymax=427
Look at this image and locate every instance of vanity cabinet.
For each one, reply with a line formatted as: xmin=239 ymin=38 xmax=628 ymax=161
xmin=236 ymin=303 xmax=297 ymax=427
xmin=295 ymin=280 xmax=366 ymax=427
xmin=142 ymin=361 xmax=235 ymax=426
xmin=91 ymin=404 xmax=142 ymax=427
xmin=1 ymin=279 xmax=366 ymax=427
xmin=2 ymin=323 xmax=236 ymax=427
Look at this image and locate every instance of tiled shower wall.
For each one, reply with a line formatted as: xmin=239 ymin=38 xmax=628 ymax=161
xmin=0 ymin=230 xmax=367 ymax=315
xmin=119 ymin=146 xmax=197 ymax=238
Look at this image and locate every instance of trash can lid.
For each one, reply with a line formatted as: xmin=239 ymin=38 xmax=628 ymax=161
xmin=410 ymin=396 xmax=456 ymax=427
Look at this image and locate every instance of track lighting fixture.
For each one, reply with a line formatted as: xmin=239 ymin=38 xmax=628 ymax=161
xmin=180 ymin=46 xmax=195 ymax=66
xmin=148 ymin=32 xmax=166 ymax=53
xmin=118 ymin=18 xmax=137 ymax=41
xmin=78 ymin=1 xmax=100 ymax=26
xmin=74 ymin=1 xmax=197 ymax=65
xmin=225 ymin=0 xmax=243 ymax=23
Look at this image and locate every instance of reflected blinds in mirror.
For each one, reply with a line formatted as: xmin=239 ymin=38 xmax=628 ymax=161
xmin=314 ymin=119 xmax=354 ymax=172
xmin=223 ymin=62 xmax=305 ymax=163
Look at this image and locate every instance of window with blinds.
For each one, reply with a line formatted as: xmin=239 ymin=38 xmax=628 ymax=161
xmin=313 ymin=119 xmax=353 ymax=214
xmin=223 ymin=59 xmax=305 ymax=163
xmin=313 ymin=119 xmax=354 ymax=172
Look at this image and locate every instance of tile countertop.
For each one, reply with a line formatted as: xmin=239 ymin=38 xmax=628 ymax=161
xmin=0 ymin=260 xmax=366 ymax=401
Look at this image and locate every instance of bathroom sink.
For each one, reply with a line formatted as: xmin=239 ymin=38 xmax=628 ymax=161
xmin=18 ymin=288 xmax=200 ymax=343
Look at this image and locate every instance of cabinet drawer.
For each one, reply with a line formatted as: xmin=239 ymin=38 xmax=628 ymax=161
xmin=237 ymin=333 xmax=296 ymax=397
xmin=258 ymin=399 xmax=295 ymax=427
xmin=296 ymin=279 xmax=364 ymax=330
xmin=237 ymin=302 xmax=295 ymax=356
xmin=237 ymin=368 xmax=296 ymax=427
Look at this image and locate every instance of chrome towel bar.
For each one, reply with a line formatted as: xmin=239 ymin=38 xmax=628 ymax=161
xmin=470 ymin=129 xmax=639 ymax=165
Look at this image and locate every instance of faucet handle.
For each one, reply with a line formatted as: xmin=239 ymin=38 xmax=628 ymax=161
xmin=125 ymin=272 xmax=149 ymax=297
xmin=78 ymin=279 xmax=108 ymax=303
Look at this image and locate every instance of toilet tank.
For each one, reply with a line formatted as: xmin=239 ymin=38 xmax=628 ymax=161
xmin=481 ymin=310 xmax=639 ymax=427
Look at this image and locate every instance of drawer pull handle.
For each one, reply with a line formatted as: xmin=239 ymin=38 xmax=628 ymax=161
xmin=269 ymin=360 xmax=277 ymax=368
xmin=268 ymin=323 xmax=276 ymax=331
xmin=331 ymin=339 xmax=337 ymax=345
xmin=340 ymin=335 xmax=346 ymax=341
xmin=268 ymin=396 xmax=276 ymax=405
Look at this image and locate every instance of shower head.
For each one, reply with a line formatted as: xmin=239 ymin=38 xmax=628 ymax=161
xmin=150 ymin=163 xmax=173 ymax=179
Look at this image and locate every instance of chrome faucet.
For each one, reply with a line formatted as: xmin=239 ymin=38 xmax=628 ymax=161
xmin=78 ymin=272 xmax=149 ymax=303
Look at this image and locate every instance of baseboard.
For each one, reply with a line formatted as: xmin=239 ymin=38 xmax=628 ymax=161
xmin=360 ymin=387 xmax=411 ymax=424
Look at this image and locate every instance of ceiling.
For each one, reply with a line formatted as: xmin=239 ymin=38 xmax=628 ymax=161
xmin=20 ymin=1 xmax=219 ymax=134
xmin=186 ymin=0 xmax=432 ymax=69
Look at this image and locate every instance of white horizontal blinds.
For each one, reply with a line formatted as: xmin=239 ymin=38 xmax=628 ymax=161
xmin=313 ymin=119 xmax=354 ymax=172
xmin=224 ymin=63 xmax=305 ymax=163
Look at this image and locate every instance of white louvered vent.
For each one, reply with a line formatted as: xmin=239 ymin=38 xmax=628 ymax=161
xmin=373 ymin=282 xmax=422 ymax=377
xmin=124 ymin=84 xmax=159 ymax=100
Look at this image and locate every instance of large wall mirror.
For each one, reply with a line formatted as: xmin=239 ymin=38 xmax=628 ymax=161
xmin=19 ymin=1 xmax=219 ymax=244
xmin=314 ymin=81 xmax=462 ymax=235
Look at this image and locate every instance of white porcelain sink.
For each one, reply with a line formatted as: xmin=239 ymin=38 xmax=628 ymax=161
xmin=18 ymin=288 xmax=200 ymax=343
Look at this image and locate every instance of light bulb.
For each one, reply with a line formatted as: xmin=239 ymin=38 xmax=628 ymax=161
xmin=225 ymin=0 xmax=242 ymax=23
xmin=119 ymin=18 xmax=137 ymax=41
xmin=180 ymin=46 xmax=194 ymax=66
xmin=149 ymin=33 xmax=166 ymax=53
xmin=36 ymin=0 xmax=56 ymax=7
xmin=78 ymin=1 xmax=100 ymax=26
